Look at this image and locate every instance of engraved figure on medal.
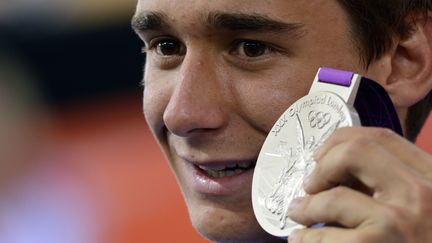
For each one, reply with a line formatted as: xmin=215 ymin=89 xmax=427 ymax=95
xmin=264 ymin=112 xmax=340 ymax=229
xmin=252 ymin=91 xmax=358 ymax=237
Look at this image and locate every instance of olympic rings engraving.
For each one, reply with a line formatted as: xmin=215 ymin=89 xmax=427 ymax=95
xmin=308 ymin=111 xmax=331 ymax=129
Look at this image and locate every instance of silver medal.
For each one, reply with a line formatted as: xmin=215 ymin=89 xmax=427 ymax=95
xmin=252 ymin=69 xmax=362 ymax=237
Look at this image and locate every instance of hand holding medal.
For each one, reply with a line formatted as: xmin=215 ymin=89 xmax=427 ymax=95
xmin=252 ymin=68 xmax=432 ymax=242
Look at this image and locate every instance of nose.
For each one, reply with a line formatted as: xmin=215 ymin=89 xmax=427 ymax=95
xmin=163 ymin=53 xmax=228 ymax=137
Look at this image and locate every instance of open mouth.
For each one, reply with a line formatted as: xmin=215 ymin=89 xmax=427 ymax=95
xmin=186 ymin=158 xmax=258 ymax=195
xmin=195 ymin=160 xmax=256 ymax=178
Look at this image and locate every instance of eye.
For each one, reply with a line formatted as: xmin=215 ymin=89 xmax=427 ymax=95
xmin=149 ymin=38 xmax=185 ymax=56
xmin=234 ymin=40 xmax=272 ymax=58
xmin=157 ymin=40 xmax=181 ymax=56
xmin=144 ymin=37 xmax=185 ymax=69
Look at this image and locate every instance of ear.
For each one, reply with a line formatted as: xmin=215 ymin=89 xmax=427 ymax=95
xmin=384 ymin=14 xmax=432 ymax=108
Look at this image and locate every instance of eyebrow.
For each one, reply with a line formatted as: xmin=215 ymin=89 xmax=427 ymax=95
xmin=132 ymin=11 xmax=305 ymax=37
xmin=131 ymin=11 xmax=168 ymax=32
xmin=207 ymin=12 xmax=304 ymax=34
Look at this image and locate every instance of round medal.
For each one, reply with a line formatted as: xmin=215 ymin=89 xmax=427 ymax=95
xmin=251 ymin=91 xmax=360 ymax=237
xmin=252 ymin=67 xmax=402 ymax=237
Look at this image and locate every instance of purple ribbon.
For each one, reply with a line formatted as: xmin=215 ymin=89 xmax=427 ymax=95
xmin=318 ymin=68 xmax=354 ymax=87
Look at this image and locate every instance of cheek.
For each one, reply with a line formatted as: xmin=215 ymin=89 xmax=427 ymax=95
xmin=143 ymin=75 xmax=172 ymax=136
xmin=231 ymin=69 xmax=313 ymax=133
xmin=243 ymin=90 xmax=291 ymax=131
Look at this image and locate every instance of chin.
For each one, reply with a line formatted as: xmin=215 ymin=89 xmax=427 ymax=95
xmin=187 ymin=199 xmax=284 ymax=243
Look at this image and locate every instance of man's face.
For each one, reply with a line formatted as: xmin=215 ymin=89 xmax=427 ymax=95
xmin=134 ymin=0 xmax=373 ymax=241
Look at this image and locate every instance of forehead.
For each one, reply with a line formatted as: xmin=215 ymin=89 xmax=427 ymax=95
xmin=134 ymin=0 xmax=346 ymax=31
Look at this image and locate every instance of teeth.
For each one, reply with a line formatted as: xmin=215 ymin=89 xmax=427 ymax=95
xmin=200 ymin=167 xmax=246 ymax=178
xmin=198 ymin=165 xmax=212 ymax=171
xmin=197 ymin=161 xmax=256 ymax=178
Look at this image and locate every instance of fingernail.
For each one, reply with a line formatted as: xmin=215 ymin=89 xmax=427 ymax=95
xmin=288 ymin=197 xmax=303 ymax=213
xmin=313 ymin=147 xmax=324 ymax=161
xmin=302 ymin=173 xmax=313 ymax=189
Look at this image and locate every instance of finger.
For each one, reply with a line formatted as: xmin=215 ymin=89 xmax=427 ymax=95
xmin=305 ymin=137 xmax=414 ymax=204
xmin=314 ymin=127 xmax=432 ymax=178
xmin=287 ymin=186 xmax=379 ymax=228
xmin=289 ymin=227 xmax=362 ymax=243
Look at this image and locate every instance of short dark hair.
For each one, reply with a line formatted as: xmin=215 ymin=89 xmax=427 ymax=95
xmin=338 ymin=0 xmax=432 ymax=141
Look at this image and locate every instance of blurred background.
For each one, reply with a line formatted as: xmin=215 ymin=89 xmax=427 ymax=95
xmin=0 ymin=1 xmax=430 ymax=243
xmin=0 ymin=0 xmax=205 ymax=242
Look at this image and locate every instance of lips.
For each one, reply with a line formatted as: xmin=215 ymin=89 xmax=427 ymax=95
xmin=182 ymin=158 xmax=257 ymax=196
